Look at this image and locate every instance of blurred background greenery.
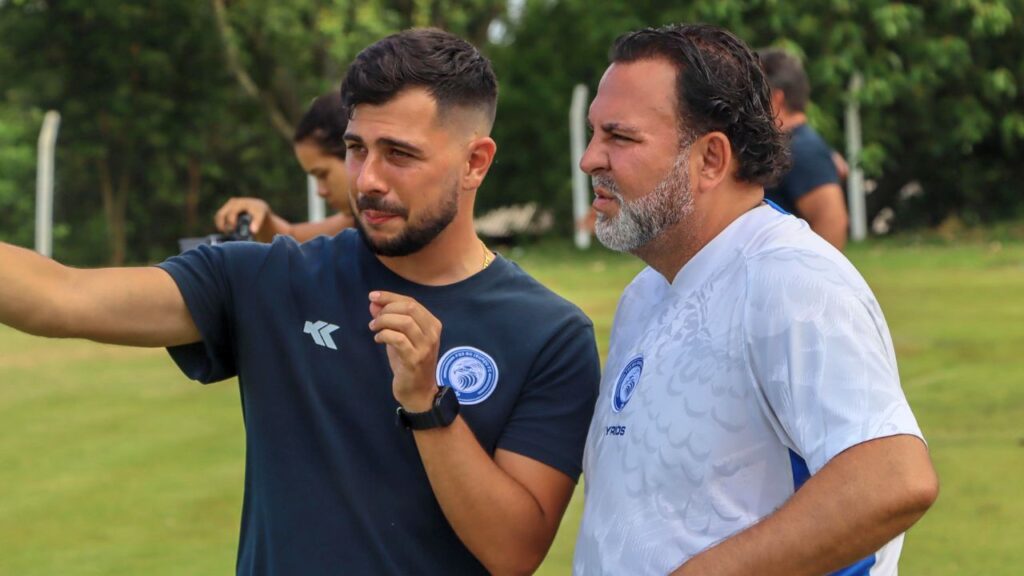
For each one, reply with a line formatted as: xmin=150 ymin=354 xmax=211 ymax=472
xmin=2 ymin=0 xmax=1024 ymax=264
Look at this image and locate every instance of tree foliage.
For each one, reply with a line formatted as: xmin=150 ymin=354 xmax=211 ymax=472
xmin=1 ymin=0 xmax=1022 ymax=264
xmin=0 ymin=0 xmax=504 ymax=264
xmin=0 ymin=105 xmax=41 ymax=248
xmin=488 ymin=0 xmax=1024 ymax=230
xmin=0 ymin=0 xmax=286 ymax=264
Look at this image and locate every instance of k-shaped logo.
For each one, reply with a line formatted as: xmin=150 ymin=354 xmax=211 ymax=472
xmin=304 ymin=320 xmax=340 ymax=350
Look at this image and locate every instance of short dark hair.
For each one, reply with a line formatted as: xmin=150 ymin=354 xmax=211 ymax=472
xmin=611 ymin=24 xmax=790 ymax=187
xmin=293 ymin=90 xmax=348 ymax=159
xmin=757 ymin=47 xmax=810 ymax=113
xmin=340 ymin=28 xmax=498 ymax=128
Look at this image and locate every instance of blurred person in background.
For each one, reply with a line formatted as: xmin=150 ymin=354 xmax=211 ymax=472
xmin=759 ymin=47 xmax=849 ymax=250
xmin=215 ymin=90 xmax=354 ymax=242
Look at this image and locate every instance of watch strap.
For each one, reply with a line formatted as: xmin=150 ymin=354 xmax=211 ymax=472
xmin=395 ymin=386 xmax=460 ymax=430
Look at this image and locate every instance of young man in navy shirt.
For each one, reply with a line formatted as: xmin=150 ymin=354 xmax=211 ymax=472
xmin=0 ymin=29 xmax=599 ymax=575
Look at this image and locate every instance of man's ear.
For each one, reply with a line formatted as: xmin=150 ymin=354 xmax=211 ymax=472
xmin=463 ymin=137 xmax=497 ymax=190
xmin=770 ymin=89 xmax=786 ymax=122
xmin=691 ymin=132 xmax=732 ymax=195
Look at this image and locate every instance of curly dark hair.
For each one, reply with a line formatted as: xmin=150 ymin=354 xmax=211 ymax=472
xmin=340 ymin=28 xmax=498 ymax=128
xmin=293 ymin=90 xmax=348 ymax=159
xmin=611 ymin=24 xmax=790 ymax=187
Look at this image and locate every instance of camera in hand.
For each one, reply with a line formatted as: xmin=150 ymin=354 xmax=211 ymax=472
xmin=178 ymin=213 xmax=254 ymax=253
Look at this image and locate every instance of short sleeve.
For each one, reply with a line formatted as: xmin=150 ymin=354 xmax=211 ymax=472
xmin=786 ymin=133 xmax=840 ymax=200
xmin=157 ymin=244 xmax=240 ymax=384
xmin=496 ymin=316 xmax=600 ymax=481
xmin=744 ymin=254 xmax=922 ymax=474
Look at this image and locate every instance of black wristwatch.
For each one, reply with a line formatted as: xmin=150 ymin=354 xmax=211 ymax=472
xmin=395 ymin=386 xmax=460 ymax=430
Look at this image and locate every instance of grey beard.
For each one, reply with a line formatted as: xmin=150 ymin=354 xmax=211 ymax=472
xmin=593 ymin=152 xmax=694 ymax=253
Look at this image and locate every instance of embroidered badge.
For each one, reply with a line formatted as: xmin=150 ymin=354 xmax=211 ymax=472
xmin=611 ymin=355 xmax=644 ymax=412
xmin=436 ymin=346 xmax=499 ymax=405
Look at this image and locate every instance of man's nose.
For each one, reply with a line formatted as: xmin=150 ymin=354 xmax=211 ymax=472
xmin=579 ymin=136 xmax=606 ymax=175
xmin=354 ymin=153 xmax=387 ymax=195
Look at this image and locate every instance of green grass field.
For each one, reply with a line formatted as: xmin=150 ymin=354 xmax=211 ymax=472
xmin=1 ymin=239 xmax=1022 ymax=574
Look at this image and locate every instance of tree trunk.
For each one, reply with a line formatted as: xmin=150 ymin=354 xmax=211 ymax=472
xmin=210 ymin=0 xmax=295 ymax=141
xmin=185 ymin=156 xmax=202 ymax=235
xmin=114 ymin=170 xmax=128 ymax=266
xmin=96 ymin=156 xmax=128 ymax=266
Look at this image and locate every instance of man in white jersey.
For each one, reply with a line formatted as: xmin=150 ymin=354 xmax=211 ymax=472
xmin=573 ymin=24 xmax=938 ymax=576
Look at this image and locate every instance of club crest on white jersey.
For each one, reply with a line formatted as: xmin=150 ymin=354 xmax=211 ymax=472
xmin=611 ymin=355 xmax=643 ymax=412
xmin=436 ymin=346 xmax=499 ymax=405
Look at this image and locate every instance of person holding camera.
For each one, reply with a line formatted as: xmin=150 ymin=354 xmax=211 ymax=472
xmin=214 ymin=90 xmax=355 ymax=243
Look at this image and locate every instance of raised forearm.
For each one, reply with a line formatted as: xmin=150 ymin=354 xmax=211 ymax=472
xmin=254 ymin=213 xmax=293 ymax=242
xmin=370 ymin=291 xmax=572 ymax=573
xmin=287 ymin=213 xmax=351 ymax=243
xmin=672 ymin=435 xmax=937 ymax=576
xmin=413 ymin=418 xmax=560 ymax=575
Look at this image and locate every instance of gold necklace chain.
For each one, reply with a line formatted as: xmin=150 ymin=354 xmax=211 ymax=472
xmin=481 ymin=240 xmax=493 ymax=270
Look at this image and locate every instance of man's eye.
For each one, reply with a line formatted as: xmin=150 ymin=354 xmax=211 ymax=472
xmin=346 ymin=143 xmax=365 ymax=153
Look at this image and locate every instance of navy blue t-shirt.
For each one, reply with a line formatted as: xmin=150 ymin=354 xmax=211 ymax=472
xmin=765 ymin=123 xmax=840 ymax=216
xmin=157 ymin=230 xmax=600 ymax=576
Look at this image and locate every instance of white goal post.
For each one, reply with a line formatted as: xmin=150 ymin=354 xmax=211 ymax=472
xmin=570 ymin=83 xmax=591 ymax=250
xmin=35 ymin=110 xmax=61 ymax=257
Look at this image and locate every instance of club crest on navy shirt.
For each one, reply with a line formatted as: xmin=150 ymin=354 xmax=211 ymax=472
xmin=436 ymin=346 xmax=499 ymax=405
xmin=611 ymin=355 xmax=643 ymax=413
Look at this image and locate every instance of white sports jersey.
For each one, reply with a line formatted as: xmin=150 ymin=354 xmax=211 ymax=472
xmin=574 ymin=204 xmax=923 ymax=575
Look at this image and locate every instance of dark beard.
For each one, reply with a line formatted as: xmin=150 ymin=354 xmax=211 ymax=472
xmin=354 ymin=185 xmax=459 ymax=257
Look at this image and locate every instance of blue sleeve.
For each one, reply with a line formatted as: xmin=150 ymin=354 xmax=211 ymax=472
xmin=496 ymin=316 xmax=600 ymax=481
xmin=785 ymin=132 xmax=840 ymax=201
xmin=156 ymin=244 xmax=243 ymax=384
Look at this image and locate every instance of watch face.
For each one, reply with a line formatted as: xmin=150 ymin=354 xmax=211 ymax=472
xmin=436 ymin=386 xmax=460 ymax=424
xmin=398 ymin=387 xmax=460 ymax=430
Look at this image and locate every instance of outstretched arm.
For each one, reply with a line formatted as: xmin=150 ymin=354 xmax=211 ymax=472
xmin=671 ymin=434 xmax=938 ymax=576
xmin=0 ymin=242 xmax=199 ymax=347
